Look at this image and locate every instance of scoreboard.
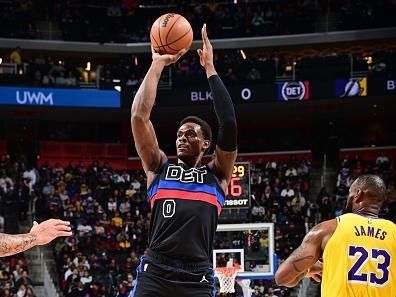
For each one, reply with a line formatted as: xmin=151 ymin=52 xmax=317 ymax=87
xmin=224 ymin=162 xmax=251 ymax=209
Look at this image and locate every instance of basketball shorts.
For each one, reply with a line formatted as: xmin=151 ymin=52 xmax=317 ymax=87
xmin=129 ymin=250 xmax=215 ymax=297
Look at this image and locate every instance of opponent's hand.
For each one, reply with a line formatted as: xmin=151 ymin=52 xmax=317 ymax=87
xmin=197 ymin=24 xmax=216 ymax=76
xmin=29 ymin=219 xmax=72 ymax=245
xmin=151 ymin=46 xmax=186 ymax=67
xmin=306 ymin=260 xmax=323 ymax=282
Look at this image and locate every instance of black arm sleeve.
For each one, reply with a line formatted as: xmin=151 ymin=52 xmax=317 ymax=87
xmin=208 ymin=74 xmax=237 ymax=151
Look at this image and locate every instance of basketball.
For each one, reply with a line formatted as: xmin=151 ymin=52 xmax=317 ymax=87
xmin=150 ymin=13 xmax=193 ymax=55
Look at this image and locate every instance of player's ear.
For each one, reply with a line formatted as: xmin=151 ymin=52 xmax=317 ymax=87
xmin=202 ymin=140 xmax=210 ymax=151
xmin=355 ymin=189 xmax=363 ymax=203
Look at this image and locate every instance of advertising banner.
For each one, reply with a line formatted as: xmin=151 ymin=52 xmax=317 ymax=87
xmin=335 ymin=78 xmax=367 ymax=97
xmin=0 ymin=86 xmax=120 ymax=108
xmin=277 ymin=81 xmax=310 ymax=101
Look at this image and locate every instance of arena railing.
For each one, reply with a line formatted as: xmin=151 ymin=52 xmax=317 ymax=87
xmin=339 ymin=146 xmax=396 ymax=161
xmin=0 ymin=28 xmax=394 ymax=53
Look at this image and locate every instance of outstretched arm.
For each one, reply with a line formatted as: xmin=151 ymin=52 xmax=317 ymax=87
xmin=0 ymin=219 xmax=71 ymax=257
xmin=198 ymin=24 xmax=237 ymax=185
xmin=131 ymin=47 xmax=185 ymax=176
xmin=275 ymin=219 xmax=336 ymax=287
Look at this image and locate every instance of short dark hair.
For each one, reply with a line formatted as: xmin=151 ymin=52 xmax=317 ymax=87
xmin=354 ymin=174 xmax=387 ymax=201
xmin=178 ymin=116 xmax=212 ymax=143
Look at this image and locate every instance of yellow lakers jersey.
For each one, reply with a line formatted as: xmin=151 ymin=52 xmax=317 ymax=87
xmin=322 ymin=213 xmax=396 ymax=297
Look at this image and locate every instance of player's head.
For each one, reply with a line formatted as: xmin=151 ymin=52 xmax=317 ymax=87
xmin=176 ymin=116 xmax=212 ymax=163
xmin=345 ymin=174 xmax=386 ymax=214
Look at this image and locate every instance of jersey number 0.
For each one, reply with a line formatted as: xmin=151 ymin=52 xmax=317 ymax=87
xmin=162 ymin=200 xmax=176 ymax=218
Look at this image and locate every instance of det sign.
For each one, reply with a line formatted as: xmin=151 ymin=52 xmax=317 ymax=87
xmin=277 ymin=81 xmax=310 ymax=101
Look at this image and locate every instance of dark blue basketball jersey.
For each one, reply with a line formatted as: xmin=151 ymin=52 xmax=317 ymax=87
xmin=147 ymin=162 xmax=225 ymax=262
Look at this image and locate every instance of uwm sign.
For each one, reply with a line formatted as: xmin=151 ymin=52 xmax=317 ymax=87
xmin=16 ymin=90 xmax=53 ymax=105
xmin=0 ymin=86 xmax=120 ymax=108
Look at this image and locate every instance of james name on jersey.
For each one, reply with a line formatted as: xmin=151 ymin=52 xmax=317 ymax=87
xmin=354 ymin=225 xmax=388 ymax=240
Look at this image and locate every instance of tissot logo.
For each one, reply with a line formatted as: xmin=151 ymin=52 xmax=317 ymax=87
xmin=16 ymin=91 xmax=54 ymax=105
xmin=224 ymin=199 xmax=249 ymax=206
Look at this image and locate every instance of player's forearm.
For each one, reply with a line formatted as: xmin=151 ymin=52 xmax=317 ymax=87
xmin=208 ymin=74 xmax=237 ymax=151
xmin=276 ymin=270 xmax=307 ymax=287
xmin=0 ymin=232 xmax=37 ymax=257
xmin=205 ymin=63 xmax=217 ymax=78
xmin=131 ymin=62 xmax=164 ymax=121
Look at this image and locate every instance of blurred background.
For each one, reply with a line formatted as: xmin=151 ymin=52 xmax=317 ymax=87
xmin=0 ymin=0 xmax=395 ymax=297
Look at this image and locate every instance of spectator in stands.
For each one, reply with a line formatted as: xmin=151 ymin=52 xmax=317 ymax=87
xmin=0 ymin=155 xmax=9 ymax=171
xmin=10 ymin=47 xmax=22 ymax=71
xmin=15 ymin=270 xmax=32 ymax=288
xmin=280 ymin=184 xmax=295 ymax=199
xmin=285 ymin=166 xmax=297 ymax=178
xmin=119 ymin=198 xmax=131 ymax=216
xmin=100 ymin=69 xmax=114 ymax=89
xmin=126 ymin=73 xmax=139 ymax=87
xmin=246 ymin=67 xmax=262 ymax=81
xmin=14 ymin=179 xmax=30 ymax=221
xmin=340 ymin=154 xmax=350 ymax=168
xmin=65 ymin=71 xmax=77 ymax=87
xmin=376 ymin=153 xmax=390 ymax=168
xmin=291 ymin=191 xmax=306 ymax=211
xmin=0 ymin=171 xmax=14 ymax=194
xmin=370 ymin=55 xmax=387 ymax=75
xmin=23 ymin=166 xmax=37 ymax=194
xmin=42 ymin=70 xmax=55 ymax=86
xmin=55 ymin=71 xmax=67 ymax=86
xmin=337 ymin=167 xmax=352 ymax=188
xmin=251 ymin=11 xmax=266 ymax=35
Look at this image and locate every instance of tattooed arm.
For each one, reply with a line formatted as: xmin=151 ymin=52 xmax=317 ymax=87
xmin=0 ymin=233 xmax=38 ymax=257
xmin=275 ymin=219 xmax=336 ymax=287
xmin=0 ymin=219 xmax=72 ymax=257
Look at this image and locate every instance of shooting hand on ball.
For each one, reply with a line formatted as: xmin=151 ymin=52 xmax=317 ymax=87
xmin=197 ymin=24 xmax=216 ymax=77
xmin=151 ymin=46 xmax=186 ymax=67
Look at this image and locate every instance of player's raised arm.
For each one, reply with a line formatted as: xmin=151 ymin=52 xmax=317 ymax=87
xmin=131 ymin=47 xmax=186 ymax=175
xmin=198 ymin=24 xmax=237 ymax=185
xmin=275 ymin=219 xmax=336 ymax=287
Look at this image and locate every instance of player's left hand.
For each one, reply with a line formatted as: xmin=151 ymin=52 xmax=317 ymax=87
xmin=29 ymin=219 xmax=72 ymax=245
xmin=306 ymin=260 xmax=323 ymax=282
xmin=197 ymin=24 xmax=214 ymax=70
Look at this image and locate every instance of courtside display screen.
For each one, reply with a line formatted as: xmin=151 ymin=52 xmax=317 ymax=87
xmin=0 ymin=86 xmax=120 ymax=108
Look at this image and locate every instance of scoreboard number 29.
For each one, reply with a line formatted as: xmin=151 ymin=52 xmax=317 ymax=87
xmin=225 ymin=162 xmax=251 ymax=208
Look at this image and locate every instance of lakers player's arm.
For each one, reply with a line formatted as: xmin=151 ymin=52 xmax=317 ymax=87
xmin=275 ymin=219 xmax=336 ymax=287
xmin=198 ymin=24 xmax=237 ymax=185
xmin=131 ymin=47 xmax=185 ymax=177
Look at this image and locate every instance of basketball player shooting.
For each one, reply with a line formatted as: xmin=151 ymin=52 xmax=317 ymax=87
xmin=129 ymin=24 xmax=237 ymax=297
xmin=275 ymin=175 xmax=396 ymax=296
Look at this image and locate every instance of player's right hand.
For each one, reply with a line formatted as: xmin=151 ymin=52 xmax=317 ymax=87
xmin=29 ymin=219 xmax=72 ymax=245
xmin=306 ymin=260 xmax=323 ymax=282
xmin=151 ymin=46 xmax=186 ymax=67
